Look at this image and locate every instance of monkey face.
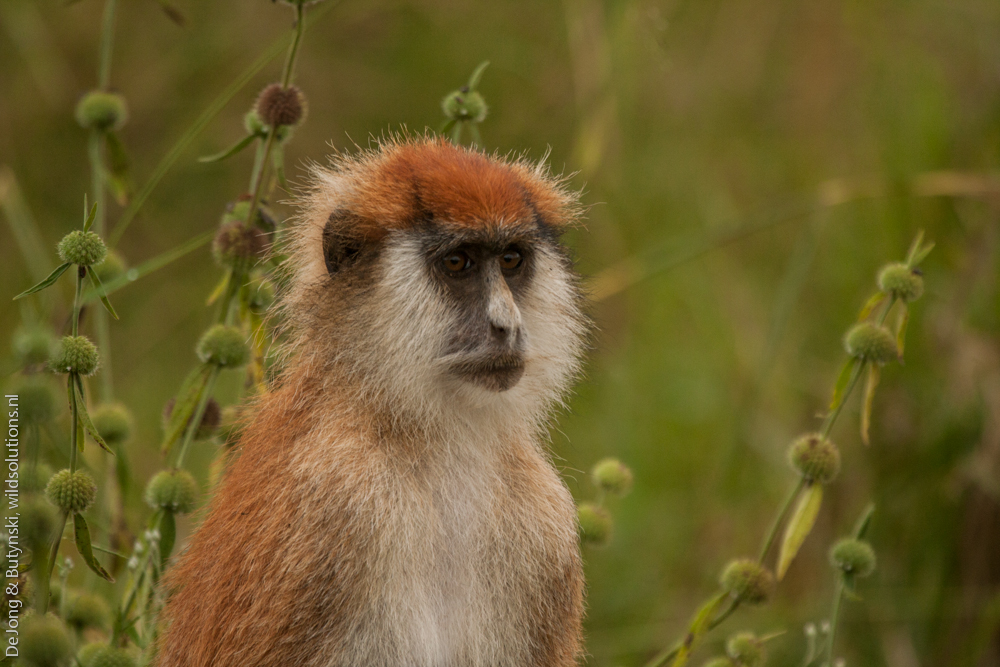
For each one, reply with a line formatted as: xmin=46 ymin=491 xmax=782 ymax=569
xmin=423 ymin=228 xmax=538 ymax=392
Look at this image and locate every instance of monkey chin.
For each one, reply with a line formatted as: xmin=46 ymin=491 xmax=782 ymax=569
xmin=447 ymin=353 xmax=527 ymax=392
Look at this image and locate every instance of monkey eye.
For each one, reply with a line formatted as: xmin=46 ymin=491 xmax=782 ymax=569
xmin=499 ymin=247 xmax=523 ymax=271
xmin=441 ymin=250 xmax=472 ymax=274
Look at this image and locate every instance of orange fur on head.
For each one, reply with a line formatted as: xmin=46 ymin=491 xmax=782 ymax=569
xmin=312 ymin=136 xmax=581 ymax=240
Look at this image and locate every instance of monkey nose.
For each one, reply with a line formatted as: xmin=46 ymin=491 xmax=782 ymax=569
xmin=486 ymin=287 xmax=522 ymax=346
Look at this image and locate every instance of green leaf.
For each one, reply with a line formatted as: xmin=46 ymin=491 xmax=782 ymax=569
xmin=466 ymin=60 xmax=490 ymax=91
xmin=161 ymin=364 xmax=213 ymax=454
xmin=440 ymin=118 xmax=457 ymax=136
xmin=450 ymin=120 xmax=464 ymax=144
xmin=670 ymin=591 xmax=727 ymax=667
xmin=853 ymin=503 xmax=876 ymax=540
xmin=206 ymin=271 xmax=230 ymax=306
xmin=910 ymin=241 xmax=935 ymax=268
xmin=272 ymin=145 xmax=288 ymax=190
xmin=777 ymin=484 xmax=823 ymax=580
xmin=198 ymin=133 xmax=257 ymax=163
xmin=73 ymin=513 xmax=114 ymax=582
xmin=13 ymin=262 xmax=71 ymax=300
xmin=83 ymin=196 xmax=97 ymax=232
xmin=75 ymin=376 xmax=114 ymax=455
xmin=856 ymin=291 xmax=885 ymax=322
xmin=828 ymin=358 xmax=857 ymax=412
xmin=87 ymin=268 xmax=119 ymax=320
xmin=895 ymin=306 xmax=909 ymax=359
xmin=860 ymin=363 xmax=880 ymax=446
xmin=159 ymin=511 xmax=176 ymax=567
xmin=125 ymin=624 xmax=144 ymax=649
xmin=905 ymin=230 xmax=925 ymax=265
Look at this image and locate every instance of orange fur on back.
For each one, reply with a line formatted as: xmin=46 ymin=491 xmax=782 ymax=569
xmin=155 ymin=137 xmax=587 ymax=667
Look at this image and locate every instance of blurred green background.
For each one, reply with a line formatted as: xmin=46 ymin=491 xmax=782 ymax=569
xmin=2 ymin=0 xmax=1000 ymax=665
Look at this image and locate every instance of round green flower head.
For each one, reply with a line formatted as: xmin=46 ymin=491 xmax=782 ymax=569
xmin=84 ymin=645 xmax=137 ymax=667
xmin=50 ymin=335 xmax=100 ymax=376
xmin=75 ymin=91 xmax=128 ymax=131
xmin=878 ymin=262 xmax=923 ymax=302
xmin=256 ymin=83 xmax=306 ymax=128
xmin=145 ymin=469 xmax=198 ymax=514
xmin=843 ymin=322 xmax=897 ymax=364
xmin=94 ymin=250 xmax=127 ymax=284
xmin=726 ymin=632 xmax=764 ymax=667
xmin=91 ymin=402 xmax=134 ymax=445
xmin=788 ymin=433 xmax=840 ymax=484
xmin=720 ymin=559 xmax=774 ymax=605
xmin=22 ymin=496 xmax=57 ymax=547
xmin=442 ymin=89 xmax=488 ymax=123
xmin=701 ymin=659 xmax=734 ymax=667
xmin=58 ymin=230 xmax=107 ymax=267
xmin=65 ymin=593 xmax=110 ymax=631
xmin=77 ymin=642 xmax=107 ymax=667
xmin=8 ymin=376 xmax=58 ymax=424
xmin=45 ymin=469 xmax=97 ymax=514
xmin=591 ymin=458 xmax=633 ymax=497
xmin=21 ymin=614 xmax=72 ymax=667
xmin=212 ymin=220 xmax=267 ymax=268
xmin=829 ymin=538 xmax=876 ymax=577
xmin=12 ymin=326 xmax=56 ymax=367
xmin=577 ymin=502 xmax=613 ymax=547
xmin=197 ymin=325 xmax=250 ymax=368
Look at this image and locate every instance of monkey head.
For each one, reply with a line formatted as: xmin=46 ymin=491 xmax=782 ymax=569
xmin=285 ymin=137 xmax=588 ymax=428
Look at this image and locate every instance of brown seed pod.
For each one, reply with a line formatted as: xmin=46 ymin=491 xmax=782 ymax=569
xmin=255 ymin=83 xmax=306 ymax=128
xmin=212 ymin=220 xmax=267 ymax=268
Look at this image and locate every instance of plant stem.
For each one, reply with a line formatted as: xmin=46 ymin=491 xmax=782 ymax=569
xmin=758 ymin=477 xmax=806 ymax=563
xmin=38 ymin=512 xmax=68 ymax=614
xmin=823 ymin=578 xmax=845 ymax=666
xmin=98 ymin=0 xmax=117 ymax=90
xmin=819 ymin=362 xmax=863 ymax=438
xmin=281 ymin=4 xmax=306 ymax=87
xmin=174 ymin=367 xmax=220 ymax=469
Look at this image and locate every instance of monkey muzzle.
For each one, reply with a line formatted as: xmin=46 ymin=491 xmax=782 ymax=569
xmin=448 ymin=350 xmax=526 ymax=392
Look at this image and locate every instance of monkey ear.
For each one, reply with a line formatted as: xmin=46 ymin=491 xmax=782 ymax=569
xmin=322 ymin=211 xmax=365 ymax=276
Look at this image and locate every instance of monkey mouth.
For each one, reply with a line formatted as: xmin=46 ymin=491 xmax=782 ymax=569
xmin=447 ymin=352 xmax=526 ymax=392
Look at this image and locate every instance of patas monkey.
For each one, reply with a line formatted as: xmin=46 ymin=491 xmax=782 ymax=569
xmin=156 ymin=137 xmax=588 ymax=667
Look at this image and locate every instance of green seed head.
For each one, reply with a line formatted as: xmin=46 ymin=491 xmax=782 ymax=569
xmin=145 ymin=469 xmax=198 ymax=514
xmin=91 ymin=402 xmax=134 ymax=446
xmin=75 ymin=91 xmax=129 ymax=131
xmin=45 ymin=469 xmax=97 ymax=514
xmin=255 ymin=83 xmax=306 ymax=128
xmin=212 ymin=220 xmax=267 ymax=268
xmin=726 ymin=632 xmax=765 ymax=667
xmin=577 ymin=502 xmax=613 ymax=547
xmin=77 ymin=642 xmax=106 ymax=667
xmin=12 ymin=326 xmax=56 ymax=367
xmin=843 ymin=322 xmax=897 ymax=364
xmin=830 ymin=538 xmax=876 ymax=577
xmin=591 ymin=458 xmax=634 ymax=497
xmin=85 ymin=645 xmax=137 ymax=667
xmin=788 ymin=433 xmax=840 ymax=484
xmin=94 ymin=250 xmax=127 ymax=284
xmin=65 ymin=593 xmax=110 ymax=631
xmin=58 ymin=230 xmax=107 ymax=267
xmin=8 ymin=376 xmax=58 ymax=424
xmin=442 ymin=89 xmax=488 ymax=123
xmin=720 ymin=559 xmax=774 ymax=605
xmin=21 ymin=614 xmax=72 ymax=667
xmin=22 ymin=495 xmax=58 ymax=547
xmin=197 ymin=325 xmax=250 ymax=368
xmin=49 ymin=335 xmax=100 ymax=376
xmin=878 ymin=263 xmax=923 ymax=302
